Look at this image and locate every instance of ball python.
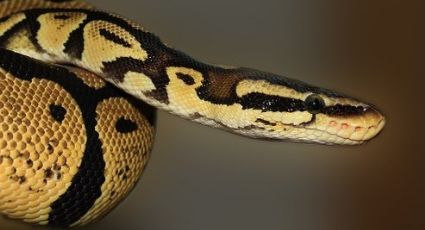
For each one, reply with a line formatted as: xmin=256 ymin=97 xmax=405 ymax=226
xmin=0 ymin=0 xmax=386 ymax=227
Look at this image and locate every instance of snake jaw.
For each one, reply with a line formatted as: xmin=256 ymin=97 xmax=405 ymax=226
xmin=310 ymin=105 xmax=386 ymax=145
xmin=349 ymin=107 xmax=386 ymax=141
xmin=232 ymin=103 xmax=386 ymax=145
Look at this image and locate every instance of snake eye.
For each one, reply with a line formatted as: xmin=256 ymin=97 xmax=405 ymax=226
xmin=305 ymin=94 xmax=325 ymax=114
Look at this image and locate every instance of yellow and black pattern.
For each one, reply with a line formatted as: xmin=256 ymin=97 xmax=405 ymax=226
xmin=0 ymin=48 xmax=155 ymax=227
xmin=0 ymin=0 xmax=385 ymax=227
xmin=0 ymin=5 xmax=385 ymax=144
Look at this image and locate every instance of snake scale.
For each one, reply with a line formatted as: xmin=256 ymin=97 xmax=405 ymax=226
xmin=0 ymin=0 xmax=385 ymax=227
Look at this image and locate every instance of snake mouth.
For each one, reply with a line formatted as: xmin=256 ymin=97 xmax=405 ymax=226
xmin=327 ymin=117 xmax=385 ymax=145
xmin=313 ymin=107 xmax=386 ymax=145
xmin=227 ymin=106 xmax=386 ymax=145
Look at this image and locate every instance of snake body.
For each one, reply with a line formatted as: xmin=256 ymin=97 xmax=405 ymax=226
xmin=0 ymin=0 xmax=385 ymax=227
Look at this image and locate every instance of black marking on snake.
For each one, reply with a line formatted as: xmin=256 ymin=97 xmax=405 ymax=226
xmin=47 ymin=144 xmax=54 ymax=154
xmin=236 ymin=92 xmax=367 ymax=116
xmin=18 ymin=176 xmax=26 ymax=184
xmin=323 ymin=104 xmax=367 ymax=116
xmin=44 ymin=168 xmax=54 ymax=179
xmin=26 ymin=159 xmax=33 ymax=167
xmin=99 ymin=28 xmax=132 ymax=48
xmin=255 ymin=118 xmax=276 ymax=126
xmin=300 ymin=114 xmax=317 ymax=126
xmin=0 ymin=15 xmax=11 ymax=24
xmin=62 ymin=21 xmax=86 ymax=59
xmin=54 ymin=14 xmax=71 ymax=20
xmin=240 ymin=125 xmax=265 ymax=131
xmin=0 ymin=16 xmax=28 ymax=47
xmin=116 ymin=117 xmax=138 ymax=133
xmin=25 ymin=12 xmax=46 ymax=52
xmin=0 ymin=48 xmax=155 ymax=227
xmin=49 ymin=104 xmax=67 ymax=123
xmin=239 ymin=93 xmax=305 ymax=112
xmin=0 ymin=11 xmax=47 ymax=52
xmin=176 ymin=73 xmax=195 ymax=85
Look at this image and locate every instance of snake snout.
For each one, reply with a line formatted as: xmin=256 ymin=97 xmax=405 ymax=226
xmin=358 ymin=106 xmax=386 ymax=141
xmin=325 ymin=106 xmax=386 ymax=143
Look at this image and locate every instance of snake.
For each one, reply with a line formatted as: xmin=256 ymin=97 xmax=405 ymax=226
xmin=0 ymin=0 xmax=386 ymax=228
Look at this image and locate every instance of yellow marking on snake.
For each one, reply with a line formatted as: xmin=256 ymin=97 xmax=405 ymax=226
xmin=236 ymin=79 xmax=369 ymax=108
xmin=4 ymin=29 xmax=37 ymax=55
xmin=122 ymin=71 xmax=156 ymax=93
xmin=36 ymin=12 xmax=87 ymax=57
xmin=0 ymin=67 xmax=86 ymax=225
xmin=65 ymin=66 xmax=107 ymax=89
xmin=81 ymin=20 xmax=148 ymax=73
xmin=236 ymin=79 xmax=306 ymax=100
xmin=0 ymin=13 xmax=26 ymax=36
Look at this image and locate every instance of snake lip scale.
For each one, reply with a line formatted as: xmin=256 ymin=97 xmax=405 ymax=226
xmin=0 ymin=0 xmax=385 ymax=227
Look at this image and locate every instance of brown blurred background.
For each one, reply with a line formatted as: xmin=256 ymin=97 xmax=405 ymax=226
xmin=1 ymin=0 xmax=423 ymax=229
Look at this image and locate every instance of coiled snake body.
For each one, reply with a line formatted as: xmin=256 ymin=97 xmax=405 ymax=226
xmin=0 ymin=0 xmax=385 ymax=227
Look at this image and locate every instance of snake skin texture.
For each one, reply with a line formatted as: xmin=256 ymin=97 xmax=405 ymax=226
xmin=0 ymin=48 xmax=155 ymax=227
xmin=0 ymin=0 xmax=385 ymax=227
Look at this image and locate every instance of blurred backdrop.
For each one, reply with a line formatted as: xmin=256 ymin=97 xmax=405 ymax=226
xmin=1 ymin=0 xmax=423 ymax=229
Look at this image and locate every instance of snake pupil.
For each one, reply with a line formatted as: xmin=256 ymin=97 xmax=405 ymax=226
xmin=305 ymin=94 xmax=325 ymax=114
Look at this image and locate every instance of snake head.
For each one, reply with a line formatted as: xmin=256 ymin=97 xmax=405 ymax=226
xmin=238 ymin=91 xmax=386 ymax=145
xmin=228 ymin=71 xmax=386 ymax=145
xmin=165 ymin=65 xmax=385 ymax=145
